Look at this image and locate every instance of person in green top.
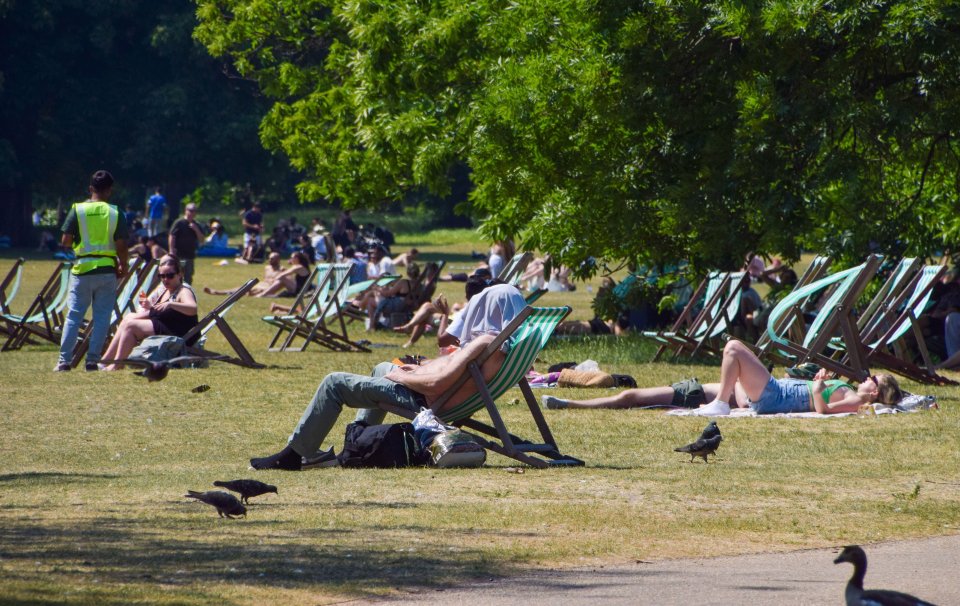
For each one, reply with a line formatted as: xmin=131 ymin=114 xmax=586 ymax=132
xmin=543 ymin=339 xmax=902 ymax=415
xmin=56 ymin=170 xmax=129 ymax=372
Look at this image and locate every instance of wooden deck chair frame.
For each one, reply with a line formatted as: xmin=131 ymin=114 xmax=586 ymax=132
xmin=644 ymin=271 xmax=748 ymax=360
xmin=264 ymin=264 xmax=332 ymax=351
xmin=381 ymin=306 xmax=584 ymax=468
xmin=2 ymin=262 xmax=72 ymax=351
xmin=0 ymin=258 xmax=26 ymax=335
xmin=761 ymin=255 xmax=882 ymax=381
xmin=384 ymin=260 xmax=447 ymax=326
xmin=276 ymin=264 xmax=369 ymax=352
xmin=182 ymin=278 xmax=264 ymax=368
xmin=752 ymin=255 xmax=833 ymax=355
xmin=645 ymin=272 xmax=711 ymax=361
xmin=67 ymin=258 xmax=155 ymax=367
xmin=861 ymin=264 xmax=957 ymax=385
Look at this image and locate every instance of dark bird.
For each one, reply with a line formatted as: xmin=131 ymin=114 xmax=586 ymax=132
xmin=185 ymin=490 xmax=247 ymax=518
xmin=100 ymin=355 xmax=228 ymax=382
xmin=834 ymin=545 xmax=937 ymax=606
xmin=698 ymin=420 xmax=722 ymax=441
xmin=674 ymin=434 xmax=723 ymax=463
xmin=213 ymin=479 xmax=278 ymax=504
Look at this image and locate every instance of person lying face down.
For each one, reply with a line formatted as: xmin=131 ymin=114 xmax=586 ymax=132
xmin=250 ymin=281 xmax=530 ymax=471
xmin=543 ymin=339 xmax=902 ymax=415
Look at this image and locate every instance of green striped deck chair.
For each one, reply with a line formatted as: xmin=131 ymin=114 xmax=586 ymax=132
xmin=752 ymin=255 xmax=833 ymax=354
xmin=497 ymin=252 xmax=534 ymax=287
xmin=643 ymin=271 xmax=748 ymax=360
xmin=262 ymin=263 xmax=326 ymax=349
xmin=761 ymin=255 xmax=882 ymax=381
xmin=183 ymin=278 xmax=264 ymax=368
xmin=2 ymin=262 xmax=72 ymax=351
xmin=862 ymin=264 xmax=956 ymax=385
xmin=0 ymin=258 xmax=26 ymax=335
xmin=382 ymin=306 xmax=584 ymax=468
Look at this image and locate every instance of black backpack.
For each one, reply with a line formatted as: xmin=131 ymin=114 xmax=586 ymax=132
xmin=337 ymin=421 xmax=426 ymax=468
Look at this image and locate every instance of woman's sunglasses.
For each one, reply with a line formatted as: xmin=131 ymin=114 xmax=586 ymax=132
xmin=158 ymin=272 xmax=178 ymax=280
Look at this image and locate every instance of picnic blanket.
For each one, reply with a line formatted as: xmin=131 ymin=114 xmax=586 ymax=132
xmin=666 ymin=393 xmax=938 ymax=418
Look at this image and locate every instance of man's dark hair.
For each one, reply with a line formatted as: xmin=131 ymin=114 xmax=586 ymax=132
xmin=465 ymin=276 xmax=507 ymax=300
xmin=342 ymin=246 xmax=356 ymax=258
xmin=90 ymin=170 xmax=114 ymax=193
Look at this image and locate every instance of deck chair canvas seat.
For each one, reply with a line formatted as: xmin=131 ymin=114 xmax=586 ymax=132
xmin=498 ymin=252 xmax=534 ymax=287
xmin=381 ymin=306 xmax=584 ymax=469
xmin=643 ymin=271 xmax=748 ymax=360
xmin=760 ymin=255 xmax=882 ymax=381
xmin=860 ymin=265 xmax=956 ymax=385
xmin=2 ymin=262 xmax=72 ymax=351
xmin=0 ymin=258 xmax=26 ymax=336
xmin=752 ymin=255 xmax=833 ymax=355
xmin=183 ymin=278 xmax=264 ymax=368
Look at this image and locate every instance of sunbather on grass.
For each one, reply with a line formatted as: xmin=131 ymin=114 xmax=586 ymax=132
xmin=543 ymin=339 xmax=902 ymax=416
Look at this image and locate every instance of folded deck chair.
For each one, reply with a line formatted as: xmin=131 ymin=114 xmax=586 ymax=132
xmin=2 ymin=262 xmax=72 ymax=351
xmin=381 ymin=306 xmax=584 ymax=468
xmin=761 ymin=255 xmax=882 ymax=381
xmin=643 ymin=271 xmax=748 ymax=360
xmin=183 ymin=278 xmax=264 ymax=368
xmin=752 ymin=255 xmax=833 ymax=354
xmin=67 ymin=258 xmax=157 ymax=367
xmin=0 ymin=258 xmax=26 ymax=335
xmin=860 ymin=264 xmax=956 ymax=385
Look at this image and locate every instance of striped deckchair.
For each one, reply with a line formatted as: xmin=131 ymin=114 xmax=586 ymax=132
xmin=498 ymin=252 xmax=534 ymax=287
xmin=2 ymin=263 xmax=72 ymax=351
xmin=752 ymin=255 xmax=833 ymax=354
xmin=183 ymin=278 xmax=264 ymax=368
xmin=761 ymin=255 xmax=882 ymax=381
xmin=381 ymin=305 xmax=584 ymax=468
xmin=0 ymin=258 xmax=26 ymax=335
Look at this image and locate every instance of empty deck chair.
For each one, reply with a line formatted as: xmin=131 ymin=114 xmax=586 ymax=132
xmin=2 ymin=263 xmax=72 ymax=351
xmin=861 ymin=264 xmax=956 ymax=385
xmin=182 ymin=278 xmax=264 ymax=368
xmin=761 ymin=255 xmax=882 ymax=381
xmin=643 ymin=271 xmax=748 ymax=360
xmin=381 ymin=306 xmax=584 ymax=468
xmin=0 ymin=258 xmax=26 ymax=335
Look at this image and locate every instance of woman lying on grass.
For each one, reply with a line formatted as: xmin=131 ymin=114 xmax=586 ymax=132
xmin=543 ymin=339 xmax=902 ymax=416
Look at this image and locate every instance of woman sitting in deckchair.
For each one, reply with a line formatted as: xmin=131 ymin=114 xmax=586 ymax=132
xmin=542 ymin=339 xmax=902 ymax=415
xmin=205 ymin=251 xmax=311 ymax=298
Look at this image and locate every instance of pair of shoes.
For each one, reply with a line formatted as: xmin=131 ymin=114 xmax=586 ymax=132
xmin=85 ymin=362 xmax=99 ymax=372
xmin=301 ymin=448 xmax=339 ymax=469
xmin=53 ymin=363 xmax=71 ymax=372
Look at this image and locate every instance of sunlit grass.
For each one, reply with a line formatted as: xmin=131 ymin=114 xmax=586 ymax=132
xmin=1 ymin=237 xmax=959 ymax=605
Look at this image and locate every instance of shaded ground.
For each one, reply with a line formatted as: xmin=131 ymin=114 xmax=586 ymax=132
xmin=374 ymin=534 xmax=960 ymax=605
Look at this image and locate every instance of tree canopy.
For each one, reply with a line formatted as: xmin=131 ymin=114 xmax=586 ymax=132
xmin=196 ymin=0 xmax=960 ymax=272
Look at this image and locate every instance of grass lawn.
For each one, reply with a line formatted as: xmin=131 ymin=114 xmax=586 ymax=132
xmin=1 ymin=230 xmax=959 ymax=605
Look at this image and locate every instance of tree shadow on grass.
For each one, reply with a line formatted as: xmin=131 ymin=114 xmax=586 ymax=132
xmin=0 ymin=513 xmax=525 ymax=605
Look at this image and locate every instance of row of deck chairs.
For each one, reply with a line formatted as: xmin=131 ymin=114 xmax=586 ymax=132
xmin=641 ymin=254 xmax=955 ymax=385
xmin=0 ymin=258 xmax=264 ymax=369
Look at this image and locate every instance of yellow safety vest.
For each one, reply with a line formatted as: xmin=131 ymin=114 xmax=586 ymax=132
xmin=72 ymin=201 xmax=119 ymax=275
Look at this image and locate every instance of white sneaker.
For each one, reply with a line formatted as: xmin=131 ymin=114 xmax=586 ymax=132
xmin=691 ymin=400 xmax=731 ymax=416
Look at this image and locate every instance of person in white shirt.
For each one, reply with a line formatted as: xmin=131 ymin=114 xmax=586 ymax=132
xmin=366 ymin=245 xmax=395 ymax=278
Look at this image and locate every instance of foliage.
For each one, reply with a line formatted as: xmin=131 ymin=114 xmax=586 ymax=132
xmin=195 ymin=0 xmax=960 ymax=273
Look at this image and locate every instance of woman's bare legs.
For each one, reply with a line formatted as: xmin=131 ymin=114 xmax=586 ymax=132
xmin=253 ymin=277 xmax=294 ymax=298
xmin=102 ymin=319 xmax=156 ymax=370
xmin=203 ymin=286 xmax=237 ymax=296
xmin=394 ymin=302 xmax=436 ymax=333
xmin=691 ymin=340 xmax=772 ymax=415
xmin=544 ymin=384 xmax=738 ymax=409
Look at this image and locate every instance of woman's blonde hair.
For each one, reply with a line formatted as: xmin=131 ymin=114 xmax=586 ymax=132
xmin=875 ymin=374 xmax=903 ymax=405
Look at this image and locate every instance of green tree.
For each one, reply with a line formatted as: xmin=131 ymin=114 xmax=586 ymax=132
xmin=196 ymin=0 xmax=960 ymax=272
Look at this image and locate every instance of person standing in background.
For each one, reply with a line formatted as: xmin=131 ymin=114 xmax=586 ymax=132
xmin=168 ymin=203 xmax=204 ymax=285
xmin=146 ymin=187 xmax=167 ymax=237
xmin=57 ymin=170 xmax=129 ymax=372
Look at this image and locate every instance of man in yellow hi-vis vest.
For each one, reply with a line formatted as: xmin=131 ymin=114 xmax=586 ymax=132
xmin=56 ymin=170 xmax=130 ymax=371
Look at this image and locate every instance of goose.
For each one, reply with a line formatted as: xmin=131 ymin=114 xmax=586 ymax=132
xmin=834 ymin=545 xmax=937 ymax=606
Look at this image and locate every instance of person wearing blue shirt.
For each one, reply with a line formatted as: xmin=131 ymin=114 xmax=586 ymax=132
xmin=146 ymin=187 xmax=167 ymax=237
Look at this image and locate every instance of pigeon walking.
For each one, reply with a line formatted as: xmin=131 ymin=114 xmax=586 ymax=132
xmin=101 ymin=355 xmax=228 ymax=382
xmin=213 ymin=479 xmax=278 ymax=504
xmin=185 ymin=490 xmax=247 ymax=518
xmin=674 ymin=434 xmax=723 ymax=463
xmin=834 ymin=545 xmax=937 ymax=606
xmin=698 ymin=421 xmax=722 ymax=441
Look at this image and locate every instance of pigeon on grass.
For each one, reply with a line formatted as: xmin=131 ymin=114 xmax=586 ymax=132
xmin=185 ymin=490 xmax=247 ymax=518
xmin=697 ymin=420 xmax=722 ymax=442
xmin=674 ymin=434 xmax=723 ymax=463
xmin=100 ymin=355 xmax=229 ymax=382
xmin=213 ymin=479 xmax=278 ymax=504
xmin=834 ymin=545 xmax=937 ymax=606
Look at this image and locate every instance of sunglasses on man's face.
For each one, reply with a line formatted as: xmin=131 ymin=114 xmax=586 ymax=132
xmin=159 ymin=272 xmax=178 ymax=280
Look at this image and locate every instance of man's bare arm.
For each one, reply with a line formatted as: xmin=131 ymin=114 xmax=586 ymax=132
xmin=385 ymin=334 xmax=496 ymax=396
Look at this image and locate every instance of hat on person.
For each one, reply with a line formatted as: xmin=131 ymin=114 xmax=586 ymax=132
xmin=313 ymin=224 xmax=326 ymax=234
xmin=185 ymin=203 xmax=198 ymax=211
